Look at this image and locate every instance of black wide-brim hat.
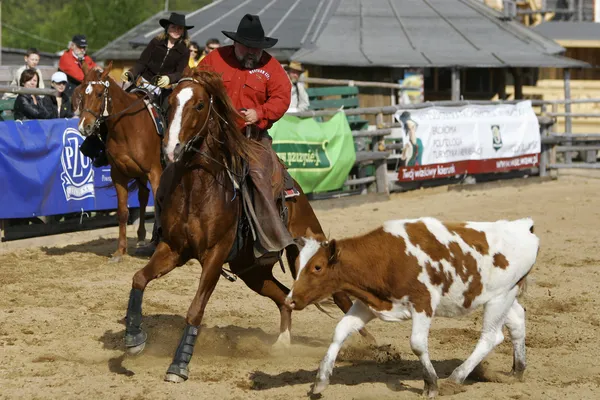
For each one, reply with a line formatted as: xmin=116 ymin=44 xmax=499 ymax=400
xmin=160 ymin=12 xmax=194 ymax=30
xmin=222 ymin=14 xmax=277 ymax=49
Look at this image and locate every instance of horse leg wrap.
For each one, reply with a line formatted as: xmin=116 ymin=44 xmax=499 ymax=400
xmin=125 ymin=288 xmax=147 ymax=348
xmin=166 ymin=324 xmax=200 ymax=381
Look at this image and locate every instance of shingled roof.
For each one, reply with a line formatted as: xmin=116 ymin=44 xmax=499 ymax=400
xmin=93 ymin=0 xmax=589 ymax=69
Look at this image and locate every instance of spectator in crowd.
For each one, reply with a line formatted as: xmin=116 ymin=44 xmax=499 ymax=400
xmin=285 ymin=61 xmax=310 ymax=112
xmin=58 ymin=35 xmax=97 ymax=97
xmin=199 ymin=38 xmax=220 ymax=62
xmin=3 ymin=48 xmax=45 ymax=100
xmin=120 ymin=12 xmax=192 ymax=111
xmin=13 ymin=68 xmax=53 ymax=121
xmin=188 ymin=41 xmax=201 ymax=68
xmin=42 ymin=72 xmax=73 ymax=119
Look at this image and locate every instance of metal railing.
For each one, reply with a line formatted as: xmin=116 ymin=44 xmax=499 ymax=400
xmin=0 ymin=86 xmax=58 ymax=96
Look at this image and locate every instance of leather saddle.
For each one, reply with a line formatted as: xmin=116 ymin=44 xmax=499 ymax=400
xmin=225 ymin=158 xmax=299 ymax=265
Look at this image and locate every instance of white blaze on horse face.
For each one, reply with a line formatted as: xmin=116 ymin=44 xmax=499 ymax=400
xmin=166 ymin=87 xmax=194 ymax=161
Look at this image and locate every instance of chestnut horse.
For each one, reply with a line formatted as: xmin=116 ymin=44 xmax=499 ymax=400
xmin=77 ymin=63 xmax=163 ymax=262
xmin=123 ymin=68 xmax=373 ymax=382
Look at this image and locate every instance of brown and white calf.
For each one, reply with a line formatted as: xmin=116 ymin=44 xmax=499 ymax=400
xmin=285 ymin=217 xmax=539 ymax=398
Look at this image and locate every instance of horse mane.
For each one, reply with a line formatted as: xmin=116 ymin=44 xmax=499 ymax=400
xmin=184 ymin=67 xmax=261 ymax=165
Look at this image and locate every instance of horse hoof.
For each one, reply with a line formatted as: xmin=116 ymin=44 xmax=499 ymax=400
xmin=136 ymin=240 xmax=146 ymax=248
xmin=312 ymin=379 xmax=329 ymax=395
xmin=164 ymin=373 xmax=187 ymax=383
xmin=134 ymin=243 xmax=156 ymax=257
xmin=109 ymin=255 xmax=123 ymax=263
xmin=126 ymin=342 xmax=146 ymax=356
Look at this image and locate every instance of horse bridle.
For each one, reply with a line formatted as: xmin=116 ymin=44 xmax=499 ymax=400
xmin=175 ymin=77 xmax=232 ymax=163
xmin=81 ymin=79 xmax=151 ymax=138
xmin=82 ymin=80 xmax=111 ymax=133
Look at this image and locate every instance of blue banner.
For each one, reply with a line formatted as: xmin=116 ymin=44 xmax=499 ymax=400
xmin=0 ymin=119 xmax=153 ymax=219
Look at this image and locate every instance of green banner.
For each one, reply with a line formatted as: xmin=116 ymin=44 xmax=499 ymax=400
xmin=269 ymin=112 xmax=356 ymax=194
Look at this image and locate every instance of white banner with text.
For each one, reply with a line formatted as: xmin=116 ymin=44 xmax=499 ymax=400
xmin=392 ymin=101 xmax=541 ymax=182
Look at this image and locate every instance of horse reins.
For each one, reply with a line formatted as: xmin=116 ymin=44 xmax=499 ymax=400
xmin=174 ymin=77 xmax=243 ymax=177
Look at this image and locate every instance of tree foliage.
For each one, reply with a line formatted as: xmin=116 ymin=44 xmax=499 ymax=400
xmin=2 ymin=0 xmax=210 ymax=53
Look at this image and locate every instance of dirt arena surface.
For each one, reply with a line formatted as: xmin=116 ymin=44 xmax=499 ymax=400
xmin=1 ymin=172 xmax=599 ymax=400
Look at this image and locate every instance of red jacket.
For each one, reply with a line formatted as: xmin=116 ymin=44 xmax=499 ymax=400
xmin=58 ymin=50 xmax=97 ymax=84
xmin=200 ymin=45 xmax=291 ymax=131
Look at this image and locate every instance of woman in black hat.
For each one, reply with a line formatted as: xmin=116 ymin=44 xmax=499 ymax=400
xmin=121 ymin=12 xmax=193 ymax=105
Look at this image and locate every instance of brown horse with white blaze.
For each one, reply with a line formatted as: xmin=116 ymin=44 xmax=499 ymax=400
xmin=123 ymin=67 xmax=373 ymax=383
xmin=77 ymin=63 xmax=163 ymax=262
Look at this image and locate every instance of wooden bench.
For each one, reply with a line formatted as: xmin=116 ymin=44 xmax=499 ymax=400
xmin=0 ymin=99 xmax=16 ymax=121
xmin=306 ymin=86 xmax=369 ymax=131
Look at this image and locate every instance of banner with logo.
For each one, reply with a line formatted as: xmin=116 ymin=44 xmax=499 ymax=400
xmin=269 ymin=112 xmax=356 ymax=193
xmin=0 ymin=119 xmax=152 ymax=219
xmin=392 ymin=101 xmax=541 ymax=182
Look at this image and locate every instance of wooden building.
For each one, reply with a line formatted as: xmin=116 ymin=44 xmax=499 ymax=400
xmin=92 ymin=0 xmax=588 ymax=113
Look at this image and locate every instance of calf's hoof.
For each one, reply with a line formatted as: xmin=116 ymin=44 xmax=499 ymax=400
xmin=511 ymin=368 xmax=525 ymax=382
xmin=312 ymin=378 xmax=329 ymax=395
xmin=437 ymin=379 xmax=466 ymax=396
xmin=165 ymin=364 xmax=189 ymax=383
xmin=422 ymin=381 xmax=439 ymax=398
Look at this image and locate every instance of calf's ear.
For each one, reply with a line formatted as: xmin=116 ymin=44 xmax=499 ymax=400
xmin=328 ymin=239 xmax=339 ymax=264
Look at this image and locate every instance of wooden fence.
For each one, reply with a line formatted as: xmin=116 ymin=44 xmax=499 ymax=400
xmin=288 ymin=98 xmax=600 ymax=196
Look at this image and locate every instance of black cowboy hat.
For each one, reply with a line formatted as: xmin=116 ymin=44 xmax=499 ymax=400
xmin=159 ymin=12 xmax=194 ymax=30
xmin=222 ymin=14 xmax=277 ymax=49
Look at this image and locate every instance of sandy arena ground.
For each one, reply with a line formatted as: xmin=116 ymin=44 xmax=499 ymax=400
xmin=1 ymin=172 xmax=600 ymax=400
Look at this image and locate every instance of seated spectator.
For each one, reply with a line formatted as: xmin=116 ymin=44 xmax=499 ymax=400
xmin=188 ymin=41 xmax=201 ymax=68
xmin=42 ymin=72 xmax=74 ymax=119
xmin=13 ymin=69 xmax=53 ymax=121
xmin=58 ymin=35 xmax=97 ymax=97
xmin=3 ymin=48 xmax=45 ymax=100
xmin=199 ymin=38 xmax=220 ymax=62
xmin=285 ymin=61 xmax=310 ymax=112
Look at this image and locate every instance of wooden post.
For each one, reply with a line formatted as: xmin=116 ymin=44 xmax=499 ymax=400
xmin=375 ymin=160 xmax=389 ymax=195
xmin=538 ymin=111 xmax=554 ymax=178
xmin=451 ymin=67 xmax=461 ymax=101
xmin=564 ymin=69 xmax=572 ymax=164
xmin=511 ymin=68 xmax=523 ymax=99
xmin=498 ymin=68 xmax=507 ymax=100
xmin=551 ymin=103 xmax=558 ymax=165
xmin=372 ymin=112 xmax=388 ymax=194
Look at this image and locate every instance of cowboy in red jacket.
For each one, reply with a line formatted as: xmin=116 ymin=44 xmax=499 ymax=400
xmin=200 ymin=14 xmax=294 ymax=262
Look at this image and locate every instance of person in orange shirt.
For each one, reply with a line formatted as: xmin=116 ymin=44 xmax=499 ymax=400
xmin=200 ymin=14 xmax=293 ymax=263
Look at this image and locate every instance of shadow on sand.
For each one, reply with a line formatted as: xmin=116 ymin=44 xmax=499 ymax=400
xmin=41 ymin=237 xmax=150 ymax=259
xmin=98 ymin=314 xmax=332 ymax=376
